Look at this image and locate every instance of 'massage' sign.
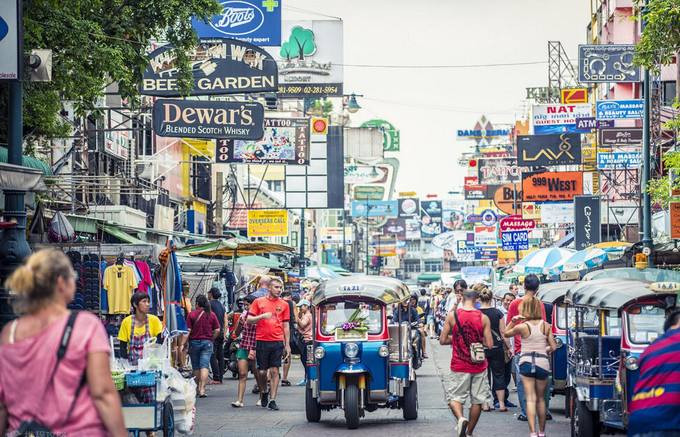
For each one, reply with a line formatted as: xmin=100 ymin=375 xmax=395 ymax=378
xmin=141 ymin=39 xmax=278 ymax=96
xmin=152 ymin=99 xmax=264 ymax=139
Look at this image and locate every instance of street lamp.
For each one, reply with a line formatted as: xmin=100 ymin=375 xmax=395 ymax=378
xmin=346 ymin=94 xmax=362 ymax=114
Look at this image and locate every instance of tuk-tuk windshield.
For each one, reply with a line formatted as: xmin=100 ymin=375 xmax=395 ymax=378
xmin=556 ymin=305 xmax=569 ymax=330
xmin=627 ymin=305 xmax=665 ymax=345
xmin=320 ymin=302 xmax=383 ymax=336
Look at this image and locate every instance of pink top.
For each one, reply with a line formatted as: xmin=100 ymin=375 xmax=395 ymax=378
xmin=297 ymin=312 xmax=313 ymax=342
xmin=519 ymin=320 xmax=551 ymax=371
xmin=0 ymin=312 xmax=111 ymax=436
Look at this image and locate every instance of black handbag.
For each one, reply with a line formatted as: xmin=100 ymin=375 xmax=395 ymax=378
xmin=15 ymin=311 xmax=86 ymax=437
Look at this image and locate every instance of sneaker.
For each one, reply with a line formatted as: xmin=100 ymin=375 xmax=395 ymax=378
xmin=252 ymin=385 xmax=260 ymax=394
xmin=456 ymin=418 xmax=468 ymax=437
xmin=517 ymin=413 xmax=528 ymax=421
xmin=267 ymin=400 xmax=279 ymax=411
xmin=260 ymin=391 xmax=269 ymax=408
xmin=256 ymin=399 xmax=262 ymax=407
xmin=296 ymin=379 xmax=307 ymax=386
xmin=506 ymin=400 xmax=518 ymax=408
xmin=231 ymin=401 xmax=244 ymax=408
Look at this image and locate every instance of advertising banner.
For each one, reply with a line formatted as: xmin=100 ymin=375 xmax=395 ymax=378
xmin=270 ymin=21 xmax=343 ymax=97
xmin=539 ymin=202 xmax=574 ymax=224
xmin=465 ymin=209 xmax=499 ymax=226
xmin=465 ymin=184 xmax=490 ymax=200
xmin=597 ymin=152 xmax=641 ymax=170
xmin=141 ymin=39 xmax=278 ymax=96
xmin=575 ymin=117 xmax=614 ymax=131
xmin=517 ymin=134 xmax=582 ymax=166
xmin=351 ymin=200 xmax=398 ymax=218
xmin=152 ymin=99 xmax=264 ymax=139
xmin=532 ymin=104 xmax=592 ymax=134
xmin=464 ymin=176 xmax=478 ymax=186
xmin=501 ymin=230 xmax=529 ymax=251
xmin=477 ymin=157 xmax=520 ymax=185
xmin=215 ymin=117 xmax=309 ymax=164
xmin=599 ymin=128 xmax=643 ymax=146
xmin=499 ymin=215 xmax=536 ymax=232
xmin=432 ymin=231 xmax=468 ymax=251
xmin=560 ymin=88 xmax=588 ymax=104
xmin=522 ymin=171 xmax=583 ymax=202
xmin=191 ymin=0 xmax=282 ymax=46
xmin=405 ymin=218 xmax=421 ymax=239
xmin=382 ymin=218 xmax=406 ymax=239
xmin=0 ymin=1 xmax=19 ymax=80
xmin=247 ymin=209 xmax=288 ymax=237
xmin=574 ymin=196 xmax=601 ymax=250
xmin=474 ymin=226 xmax=498 ymax=248
xmin=360 ymin=119 xmax=400 ymax=152
xmin=420 ymin=200 xmax=443 ymax=238
xmin=492 ymin=183 xmax=522 ymax=215
xmin=578 ymin=45 xmax=640 ymax=83
xmin=475 ymin=248 xmax=498 ymax=261
xmin=442 ymin=207 xmax=466 ymax=231
xmin=522 ymin=202 xmax=541 ymax=221
xmin=398 ymin=197 xmax=420 ymax=218
xmin=344 ymin=164 xmax=387 ymax=185
xmin=596 ymin=100 xmax=644 ymax=120
xmin=670 ymin=202 xmax=680 ymax=239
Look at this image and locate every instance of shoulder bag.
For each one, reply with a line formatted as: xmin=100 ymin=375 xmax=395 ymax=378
xmin=453 ymin=310 xmax=486 ymax=363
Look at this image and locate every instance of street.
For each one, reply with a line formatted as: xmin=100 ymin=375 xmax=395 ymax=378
xmin=194 ymin=339 xmax=573 ymax=437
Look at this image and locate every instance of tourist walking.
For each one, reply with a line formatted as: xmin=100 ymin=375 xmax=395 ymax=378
xmin=0 ymin=249 xmax=126 ymax=437
xmin=505 ymin=296 xmax=557 ymax=437
xmin=296 ymin=299 xmax=313 ymax=386
xmin=231 ymin=295 xmax=257 ymax=408
xmin=208 ymin=287 xmax=227 ymax=384
xmin=187 ymin=294 xmax=221 ymax=398
xmin=440 ymin=287 xmax=493 ymax=437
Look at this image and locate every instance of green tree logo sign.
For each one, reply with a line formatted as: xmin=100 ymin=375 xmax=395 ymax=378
xmin=280 ymin=26 xmax=317 ymax=60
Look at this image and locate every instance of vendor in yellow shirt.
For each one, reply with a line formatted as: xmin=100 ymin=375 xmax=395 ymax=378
xmin=118 ymin=292 xmax=164 ymax=363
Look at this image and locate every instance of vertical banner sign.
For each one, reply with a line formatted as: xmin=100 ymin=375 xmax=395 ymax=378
xmin=671 ymin=202 xmax=680 ymax=240
xmin=0 ymin=0 xmax=19 ymax=80
xmin=191 ymin=0 xmax=282 ymax=46
xmin=574 ymin=195 xmax=601 ymax=250
xmin=247 ymin=210 xmax=288 ymax=237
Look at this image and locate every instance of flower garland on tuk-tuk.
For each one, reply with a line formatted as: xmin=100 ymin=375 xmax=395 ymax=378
xmin=336 ymin=307 xmax=369 ymax=340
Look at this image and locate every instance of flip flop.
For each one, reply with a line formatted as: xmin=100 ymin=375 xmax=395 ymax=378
xmin=281 ymin=380 xmax=291 ymax=386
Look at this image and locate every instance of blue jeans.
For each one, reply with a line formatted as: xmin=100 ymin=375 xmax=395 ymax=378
xmin=513 ymin=355 xmax=551 ymax=415
xmin=189 ymin=339 xmax=213 ymax=370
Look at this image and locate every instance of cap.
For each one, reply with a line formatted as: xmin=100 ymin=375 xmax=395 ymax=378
xmin=297 ymin=299 xmax=311 ymax=307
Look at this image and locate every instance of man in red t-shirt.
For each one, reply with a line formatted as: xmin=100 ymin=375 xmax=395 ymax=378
xmin=247 ymin=277 xmax=290 ymax=411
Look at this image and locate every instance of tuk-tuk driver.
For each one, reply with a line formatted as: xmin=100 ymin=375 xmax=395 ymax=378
xmin=393 ymin=296 xmax=428 ymax=358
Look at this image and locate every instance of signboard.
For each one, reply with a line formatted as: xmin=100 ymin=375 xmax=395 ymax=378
xmin=574 ymin=196 xmax=601 ymax=250
xmin=477 ymin=158 xmax=520 ymax=185
xmin=344 ymin=164 xmax=386 ymax=184
xmin=271 ymin=21 xmax=343 ymax=97
xmin=432 ymin=231 xmax=465 ymax=251
xmin=0 ymin=1 xmax=19 ymax=80
xmin=141 ymin=39 xmax=278 ymax=96
xmin=456 ymin=115 xmax=509 ymax=147
xmin=671 ymin=202 xmax=680 ymax=239
xmin=465 ymin=184 xmax=489 ymax=200
xmin=517 ymin=134 xmax=582 ymax=166
xmin=501 ymin=230 xmax=529 ymax=251
xmin=405 ymin=218 xmax=421 ymax=239
xmin=475 ymin=247 xmax=498 ymax=261
xmin=474 ymin=226 xmax=497 ymax=247
xmin=596 ymin=100 xmax=644 ymax=120
xmin=350 ymin=200 xmax=398 ymax=218
xmin=499 ymin=215 xmax=536 ymax=232
xmin=532 ymin=104 xmax=592 ymax=134
xmin=466 ymin=209 xmax=498 ymax=226
xmin=215 ymin=117 xmax=309 ymax=164
xmin=597 ymin=152 xmax=641 ymax=170
xmin=561 ymin=88 xmax=588 ymax=104
xmin=522 ymin=202 xmax=541 ymax=220
xmin=492 ymin=183 xmax=522 ymax=215
xmin=398 ymin=197 xmax=420 ymax=218
xmin=382 ymin=218 xmax=406 ymax=239
xmin=576 ymin=117 xmax=614 ymax=131
xmin=539 ymin=202 xmax=573 ymax=224
xmin=247 ymin=209 xmax=288 ymax=237
xmin=464 ymin=176 xmax=478 ymax=187
xmin=420 ymin=200 xmax=443 ymax=238
xmin=578 ymin=44 xmax=640 ymax=83
xmin=522 ymin=171 xmax=583 ymax=202
xmin=360 ymin=119 xmax=400 ymax=152
xmin=599 ymin=128 xmax=643 ymax=146
xmin=442 ymin=207 xmax=465 ymax=231
xmin=152 ymin=99 xmax=264 ymax=139
xmin=191 ymin=0 xmax=282 ymax=46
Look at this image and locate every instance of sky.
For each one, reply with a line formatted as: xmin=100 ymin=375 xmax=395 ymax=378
xmin=284 ymin=0 xmax=591 ymax=197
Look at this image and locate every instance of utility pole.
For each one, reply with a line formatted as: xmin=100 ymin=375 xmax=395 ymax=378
xmin=300 ymin=209 xmax=306 ymax=276
xmin=215 ymin=172 xmax=223 ymax=236
xmin=641 ymin=0 xmax=654 ymax=265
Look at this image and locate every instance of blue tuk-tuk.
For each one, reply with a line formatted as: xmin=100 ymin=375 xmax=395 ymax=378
xmin=565 ymin=278 xmax=677 ymax=436
xmin=305 ymin=276 xmax=419 ymax=429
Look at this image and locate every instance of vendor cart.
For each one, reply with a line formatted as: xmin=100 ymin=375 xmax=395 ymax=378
xmin=122 ymin=371 xmax=175 ymax=437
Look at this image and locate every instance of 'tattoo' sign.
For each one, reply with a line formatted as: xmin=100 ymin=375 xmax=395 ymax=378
xmin=499 ymin=215 xmax=536 ymax=232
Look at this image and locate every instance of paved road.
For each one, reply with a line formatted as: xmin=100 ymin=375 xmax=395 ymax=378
xmin=193 ymin=339 xmax=573 ymax=436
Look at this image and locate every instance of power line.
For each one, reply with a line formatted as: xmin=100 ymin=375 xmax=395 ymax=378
xmin=341 ymin=60 xmax=550 ymax=69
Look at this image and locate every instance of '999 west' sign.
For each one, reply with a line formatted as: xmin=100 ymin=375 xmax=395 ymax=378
xmin=521 ymin=170 xmax=583 ymax=202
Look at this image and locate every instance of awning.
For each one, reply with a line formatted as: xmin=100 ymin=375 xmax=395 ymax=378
xmin=178 ymin=238 xmax=294 ymax=257
xmin=100 ymin=224 xmax=147 ymax=245
xmin=236 ymin=255 xmax=282 ymax=268
xmin=417 ymin=273 xmax=441 ymax=282
xmin=0 ymin=147 xmax=52 ymax=175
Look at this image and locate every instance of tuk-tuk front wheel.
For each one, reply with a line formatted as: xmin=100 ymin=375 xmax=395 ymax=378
xmin=571 ymin=400 xmax=600 ymax=437
xmin=305 ymin=384 xmax=321 ymax=423
xmin=344 ymin=384 xmax=361 ymax=429
xmin=402 ymin=377 xmax=418 ymax=420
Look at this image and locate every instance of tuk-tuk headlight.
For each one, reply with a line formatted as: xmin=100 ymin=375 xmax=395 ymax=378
xmin=555 ymin=338 xmax=564 ymax=348
xmin=344 ymin=342 xmax=359 ymax=358
xmin=378 ymin=345 xmax=389 ymax=358
xmin=625 ymin=356 xmax=639 ymax=371
xmin=314 ymin=347 xmax=325 ymax=360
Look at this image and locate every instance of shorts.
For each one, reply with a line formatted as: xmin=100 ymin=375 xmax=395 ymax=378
xmin=256 ymin=340 xmax=284 ymax=370
xmin=426 ymin=314 xmax=434 ymax=324
xmin=188 ymin=339 xmax=213 ymax=370
xmin=519 ymin=362 xmax=550 ymax=380
xmin=236 ymin=348 xmax=250 ymax=361
xmin=446 ymin=371 xmax=492 ymax=405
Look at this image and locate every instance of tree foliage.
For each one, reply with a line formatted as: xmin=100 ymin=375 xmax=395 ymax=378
xmin=648 ymin=152 xmax=680 ymax=208
xmin=634 ymin=0 xmax=680 ymax=71
xmin=0 ymin=0 xmax=220 ymax=144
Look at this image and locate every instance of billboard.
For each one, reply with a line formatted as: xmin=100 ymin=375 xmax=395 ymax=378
xmin=596 ymin=100 xmax=644 ymax=120
xmin=382 ymin=218 xmax=406 ymax=239
xmin=492 ymin=183 xmax=522 ymax=215
xmin=517 ymin=134 xmax=581 ymax=166
xmin=465 ymin=184 xmax=490 ymax=200
xmin=350 ymin=200 xmax=398 ymax=218
xmin=442 ymin=207 xmax=465 ymax=231
xmin=522 ymin=171 xmax=583 ymax=202
xmin=141 ymin=39 xmax=278 ymax=96
xmin=343 ymin=127 xmax=383 ymax=159
xmin=247 ymin=209 xmax=288 ymax=237
xmin=405 ymin=218 xmax=421 ymax=239
xmin=474 ymin=226 xmax=497 ymax=247
xmin=398 ymin=197 xmax=420 ymax=218
xmin=532 ymin=104 xmax=592 ymax=134
xmin=578 ymin=45 xmax=640 ymax=83
xmin=539 ymin=202 xmax=574 ymax=224
xmin=344 ymin=164 xmax=387 ymax=185
xmin=215 ymin=117 xmax=309 ymax=164
xmin=477 ymin=157 xmax=520 ymax=185
xmin=574 ymin=196 xmax=601 ymax=250
xmin=420 ymin=200 xmax=443 ymax=238
xmin=0 ymin=1 xmax=19 ymax=80
xmin=599 ymin=128 xmax=643 ymax=146
xmin=270 ymin=21 xmax=343 ymax=97
xmin=191 ymin=0 xmax=282 ymax=46
xmin=597 ymin=152 xmax=641 ymax=170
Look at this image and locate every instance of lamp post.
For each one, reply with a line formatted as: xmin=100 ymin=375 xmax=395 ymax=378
xmin=641 ymin=0 xmax=654 ymax=265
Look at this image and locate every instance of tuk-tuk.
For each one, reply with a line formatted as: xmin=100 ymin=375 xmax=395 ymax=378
xmin=305 ymin=276 xmax=418 ymax=429
xmin=565 ymin=278 xmax=677 ymax=436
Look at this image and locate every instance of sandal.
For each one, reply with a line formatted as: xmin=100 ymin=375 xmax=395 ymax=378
xmin=281 ymin=380 xmax=291 ymax=386
xmin=231 ymin=401 xmax=244 ymax=408
xmin=198 ymin=392 xmax=207 ymax=398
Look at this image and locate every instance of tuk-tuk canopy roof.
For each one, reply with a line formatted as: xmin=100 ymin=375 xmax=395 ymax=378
xmin=583 ymin=267 xmax=680 ymax=283
xmin=536 ymin=281 xmax=576 ymax=304
xmin=565 ymin=278 xmax=670 ymax=309
xmin=312 ymin=275 xmax=411 ymax=306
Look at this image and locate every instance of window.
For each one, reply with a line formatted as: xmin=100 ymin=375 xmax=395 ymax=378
xmin=405 ymin=261 xmax=420 ymax=273
xmin=267 ymin=180 xmax=284 ymax=192
xmin=662 ymin=81 xmax=677 ymax=106
xmin=424 ymin=261 xmax=442 ymax=272
xmin=406 ymin=241 xmax=420 ymax=253
xmin=319 ymin=302 xmax=383 ymax=336
xmin=627 ymin=304 xmax=666 ymax=345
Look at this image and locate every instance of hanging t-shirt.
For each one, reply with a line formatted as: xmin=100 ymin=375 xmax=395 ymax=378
xmin=104 ymin=264 xmax=138 ymax=314
xmin=134 ymin=260 xmax=153 ymax=294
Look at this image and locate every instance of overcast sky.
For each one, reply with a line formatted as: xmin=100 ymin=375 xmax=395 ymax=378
xmin=285 ymin=0 xmax=591 ymax=197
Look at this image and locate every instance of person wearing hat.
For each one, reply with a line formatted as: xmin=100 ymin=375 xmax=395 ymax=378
xmin=295 ymin=298 xmax=313 ymax=386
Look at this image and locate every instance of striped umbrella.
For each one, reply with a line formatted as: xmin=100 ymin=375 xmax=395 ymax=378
xmin=560 ymin=247 xmax=609 ymax=272
xmin=590 ymin=241 xmax=632 ymax=259
xmin=514 ymin=247 xmax=575 ymax=276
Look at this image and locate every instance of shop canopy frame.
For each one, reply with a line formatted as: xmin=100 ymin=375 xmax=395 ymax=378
xmin=178 ymin=238 xmax=295 ymax=258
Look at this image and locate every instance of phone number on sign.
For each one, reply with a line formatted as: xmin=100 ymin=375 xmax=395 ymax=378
xmin=278 ymin=84 xmax=342 ymax=96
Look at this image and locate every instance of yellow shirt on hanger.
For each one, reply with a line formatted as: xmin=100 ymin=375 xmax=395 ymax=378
xmin=104 ymin=264 xmax=138 ymax=314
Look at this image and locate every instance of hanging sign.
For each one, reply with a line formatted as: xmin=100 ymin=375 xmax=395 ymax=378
xmin=596 ymin=100 xmax=644 ymax=120
xmin=247 ymin=210 xmax=288 ymax=237
xmin=574 ymin=195 xmax=601 ymax=250
xmin=578 ymin=44 xmax=640 ymax=83
xmin=474 ymin=226 xmax=498 ymax=248
xmin=351 ymin=200 xmax=398 ymax=218
xmin=141 ymin=39 xmax=278 ymax=96
xmin=596 ymin=152 xmax=642 ymax=170
xmin=465 ymin=184 xmax=490 ymax=200
xmin=517 ymin=134 xmax=582 ymax=166
xmin=0 ymin=1 xmax=19 ymax=80
xmin=501 ymin=230 xmax=529 ymax=251
xmin=599 ymin=128 xmax=643 ymax=146
xmin=152 ymin=99 xmax=264 ymax=139
xmin=398 ymin=197 xmax=420 ymax=218
xmin=191 ymin=0 xmax=282 ymax=46
xmin=215 ymin=117 xmax=309 ymax=164
xmin=477 ymin=157 xmax=520 ymax=184
xmin=522 ymin=171 xmax=583 ymax=202
xmin=499 ymin=215 xmax=536 ymax=232
xmin=532 ymin=104 xmax=593 ymax=134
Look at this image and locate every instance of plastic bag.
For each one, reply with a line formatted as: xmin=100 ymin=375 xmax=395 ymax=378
xmin=138 ymin=337 xmax=170 ymax=371
xmin=47 ymin=211 xmax=75 ymax=243
xmin=176 ymin=406 xmax=195 ymax=435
